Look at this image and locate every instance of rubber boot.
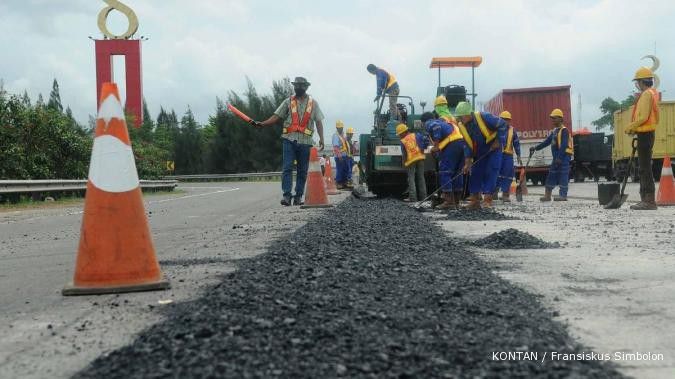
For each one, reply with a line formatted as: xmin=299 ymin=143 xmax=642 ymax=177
xmin=540 ymin=188 xmax=552 ymax=202
xmin=501 ymin=192 xmax=511 ymax=202
xmin=464 ymin=193 xmax=482 ymax=210
xmin=553 ymin=196 xmax=568 ymax=201
xmin=437 ymin=193 xmax=456 ymax=210
xmin=483 ymin=194 xmax=494 ymax=208
xmin=454 ymin=191 xmax=465 ymax=205
xmin=631 ymin=192 xmax=657 ymax=210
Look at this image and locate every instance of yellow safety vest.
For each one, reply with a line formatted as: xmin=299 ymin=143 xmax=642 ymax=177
xmin=384 ymin=69 xmax=397 ymax=90
xmin=503 ymin=126 xmax=515 ymax=155
xmin=632 ymin=88 xmax=660 ymax=133
xmin=337 ymin=134 xmax=349 ymax=153
xmin=474 ymin=112 xmax=497 ymax=143
xmin=458 ymin=122 xmax=474 ymax=154
xmin=438 ymin=120 xmax=464 ymax=150
xmin=401 ymin=133 xmax=425 ymax=167
xmin=556 ymin=126 xmax=574 ymax=155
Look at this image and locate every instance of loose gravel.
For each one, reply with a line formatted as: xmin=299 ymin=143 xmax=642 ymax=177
xmin=472 ymin=228 xmax=561 ymax=249
xmin=446 ymin=208 xmax=519 ymax=221
xmin=75 ymin=198 xmax=619 ymax=378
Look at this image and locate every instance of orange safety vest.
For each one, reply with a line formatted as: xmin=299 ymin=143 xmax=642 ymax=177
xmin=556 ymin=126 xmax=574 ymax=155
xmin=438 ymin=119 xmax=464 ymax=150
xmin=632 ymin=88 xmax=660 ymax=133
xmin=283 ymin=96 xmax=314 ymax=136
xmin=474 ymin=112 xmax=497 ymax=143
xmin=401 ymin=133 xmax=425 ymax=167
xmin=503 ymin=126 xmax=515 ymax=155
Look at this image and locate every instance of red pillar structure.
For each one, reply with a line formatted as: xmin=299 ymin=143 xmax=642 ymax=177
xmin=95 ymin=39 xmax=143 ymax=128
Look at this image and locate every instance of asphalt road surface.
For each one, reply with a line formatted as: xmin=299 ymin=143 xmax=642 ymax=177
xmin=0 ymin=182 xmax=346 ymax=379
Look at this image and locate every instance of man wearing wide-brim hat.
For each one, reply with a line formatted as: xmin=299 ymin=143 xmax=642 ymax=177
xmin=252 ymin=77 xmax=325 ymax=206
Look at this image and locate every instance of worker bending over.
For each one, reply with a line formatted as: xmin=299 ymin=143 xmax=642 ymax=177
xmin=332 ymin=121 xmax=351 ymax=189
xmin=454 ymin=102 xmax=507 ymax=209
xmin=367 ymin=64 xmax=400 ymax=121
xmin=422 ymin=112 xmax=472 ymax=209
xmin=495 ymin=111 xmax=522 ymax=202
xmin=396 ymin=123 xmax=429 ymax=202
xmin=530 ymin=109 xmax=573 ymax=201
xmin=626 ymin=66 xmax=660 ymax=210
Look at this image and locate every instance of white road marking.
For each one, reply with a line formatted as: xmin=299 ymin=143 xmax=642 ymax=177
xmin=148 ymin=188 xmax=240 ymax=204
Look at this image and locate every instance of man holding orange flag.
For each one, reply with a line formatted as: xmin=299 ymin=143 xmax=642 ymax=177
xmin=251 ymin=77 xmax=325 ymax=206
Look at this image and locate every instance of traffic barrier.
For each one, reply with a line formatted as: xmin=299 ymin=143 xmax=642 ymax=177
xmin=301 ymin=147 xmax=333 ymax=209
xmin=656 ymin=156 xmax=675 ymax=206
xmin=324 ymin=160 xmax=339 ymax=195
xmin=63 ymin=82 xmax=169 ymax=296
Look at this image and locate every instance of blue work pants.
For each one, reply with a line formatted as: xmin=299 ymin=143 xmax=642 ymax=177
xmin=282 ymin=139 xmax=311 ymax=198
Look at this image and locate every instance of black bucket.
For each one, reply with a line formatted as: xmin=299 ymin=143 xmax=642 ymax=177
xmin=598 ymin=183 xmax=620 ymax=205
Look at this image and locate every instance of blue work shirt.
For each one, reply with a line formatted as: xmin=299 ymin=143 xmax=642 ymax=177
xmin=464 ymin=112 xmax=507 ymax=153
xmin=375 ymin=68 xmax=399 ymax=96
xmin=534 ymin=126 xmax=571 ymax=160
xmin=424 ymin=119 xmax=472 ymax=158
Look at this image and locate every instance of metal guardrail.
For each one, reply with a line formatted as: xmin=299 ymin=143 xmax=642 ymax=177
xmin=164 ymin=172 xmax=285 ymax=182
xmin=0 ymin=180 xmax=178 ymax=195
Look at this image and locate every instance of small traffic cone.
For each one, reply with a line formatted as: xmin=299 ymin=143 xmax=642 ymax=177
xmin=518 ymin=167 xmax=528 ymax=195
xmin=509 ymin=177 xmax=517 ymax=194
xmin=301 ymin=147 xmax=334 ymax=209
xmin=656 ymin=156 xmax=675 ymax=206
xmin=324 ymin=159 xmax=339 ymax=195
xmin=63 ymin=83 xmax=169 ymax=296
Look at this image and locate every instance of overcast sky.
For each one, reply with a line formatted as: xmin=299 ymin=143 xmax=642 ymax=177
xmin=1 ymin=0 xmax=672 ymax=136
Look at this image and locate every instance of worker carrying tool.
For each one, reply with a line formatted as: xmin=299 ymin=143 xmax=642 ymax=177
xmin=367 ymin=64 xmax=400 ymax=121
xmin=396 ymin=123 xmax=429 ymax=202
xmin=250 ymin=77 xmax=325 ymax=206
xmin=625 ymin=66 xmax=660 ymax=210
xmin=495 ymin=111 xmax=522 ymax=202
xmin=529 ymin=108 xmax=573 ymax=202
xmin=453 ymin=102 xmax=507 ymax=209
xmin=333 ymin=121 xmax=352 ymax=189
xmin=434 ymin=95 xmax=456 ymax=123
xmin=421 ymin=112 xmax=472 ymax=209
xmin=345 ymin=127 xmax=356 ymax=187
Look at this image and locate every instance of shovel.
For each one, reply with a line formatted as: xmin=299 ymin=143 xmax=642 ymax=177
xmin=516 ymin=151 xmax=534 ymax=202
xmin=605 ymin=138 xmax=638 ymax=209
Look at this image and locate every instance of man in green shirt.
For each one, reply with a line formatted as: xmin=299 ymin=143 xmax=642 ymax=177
xmin=252 ymin=77 xmax=325 ymax=206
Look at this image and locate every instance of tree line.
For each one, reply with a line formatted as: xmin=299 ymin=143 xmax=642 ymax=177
xmin=0 ymin=77 xmax=293 ymax=180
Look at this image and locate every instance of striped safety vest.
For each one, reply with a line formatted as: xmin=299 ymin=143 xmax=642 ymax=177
xmin=556 ymin=126 xmax=574 ymax=155
xmin=632 ymin=87 xmax=660 ymax=133
xmin=401 ymin=133 xmax=425 ymax=167
xmin=503 ymin=126 xmax=515 ymax=155
xmin=474 ymin=112 xmax=497 ymax=143
xmin=438 ymin=119 xmax=464 ymax=150
xmin=283 ymin=96 xmax=314 ymax=136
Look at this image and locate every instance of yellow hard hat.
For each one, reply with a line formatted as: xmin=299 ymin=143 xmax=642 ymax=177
xmin=346 ymin=127 xmax=355 ymax=134
xmin=395 ymin=123 xmax=408 ymax=136
xmin=633 ymin=66 xmax=654 ymax=80
xmin=550 ymin=108 xmax=564 ymax=118
xmin=499 ymin=110 xmax=512 ymax=120
xmin=434 ymin=95 xmax=448 ymax=106
xmin=336 ymin=120 xmax=344 ymax=129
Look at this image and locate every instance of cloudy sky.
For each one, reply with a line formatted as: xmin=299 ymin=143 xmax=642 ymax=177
xmin=1 ymin=0 xmax=672 ymax=137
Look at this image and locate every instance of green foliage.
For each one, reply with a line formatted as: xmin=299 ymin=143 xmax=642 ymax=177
xmin=47 ymin=79 xmax=63 ymax=113
xmin=592 ymin=94 xmax=636 ymax=131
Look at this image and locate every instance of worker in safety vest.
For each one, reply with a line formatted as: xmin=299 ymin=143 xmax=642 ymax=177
xmin=333 ymin=121 xmax=351 ymax=189
xmin=434 ymin=95 xmax=456 ymax=123
xmin=495 ymin=111 xmax=522 ymax=202
xmin=453 ymin=102 xmax=507 ymax=209
xmin=252 ymin=77 xmax=325 ymax=206
xmin=367 ymin=64 xmax=400 ymax=121
xmin=397 ymin=123 xmax=429 ymax=202
xmin=421 ymin=112 xmax=472 ymax=209
xmin=345 ymin=127 xmax=355 ymax=187
xmin=530 ymin=108 xmax=573 ymax=201
xmin=625 ymin=66 xmax=660 ymax=210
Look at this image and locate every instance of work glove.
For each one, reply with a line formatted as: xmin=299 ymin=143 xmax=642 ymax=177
xmin=463 ymin=158 xmax=473 ymax=174
xmin=529 ymin=146 xmax=536 ymax=155
xmin=430 ymin=146 xmax=440 ymax=153
xmin=624 ymin=127 xmax=637 ymax=135
xmin=517 ymin=157 xmax=523 ymax=166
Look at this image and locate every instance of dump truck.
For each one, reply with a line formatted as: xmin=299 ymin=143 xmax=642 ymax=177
xmin=613 ymin=100 xmax=675 ymax=181
xmin=484 ymin=85 xmax=573 ymax=186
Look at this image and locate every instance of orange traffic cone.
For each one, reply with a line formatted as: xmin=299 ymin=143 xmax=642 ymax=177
xmin=656 ymin=156 xmax=675 ymax=206
xmin=324 ymin=159 xmax=339 ymax=195
xmin=62 ymin=83 xmax=169 ymax=295
xmin=301 ymin=147 xmax=334 ymax=209
xmin=509 ymin=177 xmax=517 ymax=194
xmin=518 ymin=167 xmax=528 ymax=195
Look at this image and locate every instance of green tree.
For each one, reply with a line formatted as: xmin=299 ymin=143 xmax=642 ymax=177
xmin=174 ymin=107 xmax=203 ymax=174
xmin=592 ymin=94 xmax=636 ymax=131
xmin=47 ymin=79 xmax=63 ymax=113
